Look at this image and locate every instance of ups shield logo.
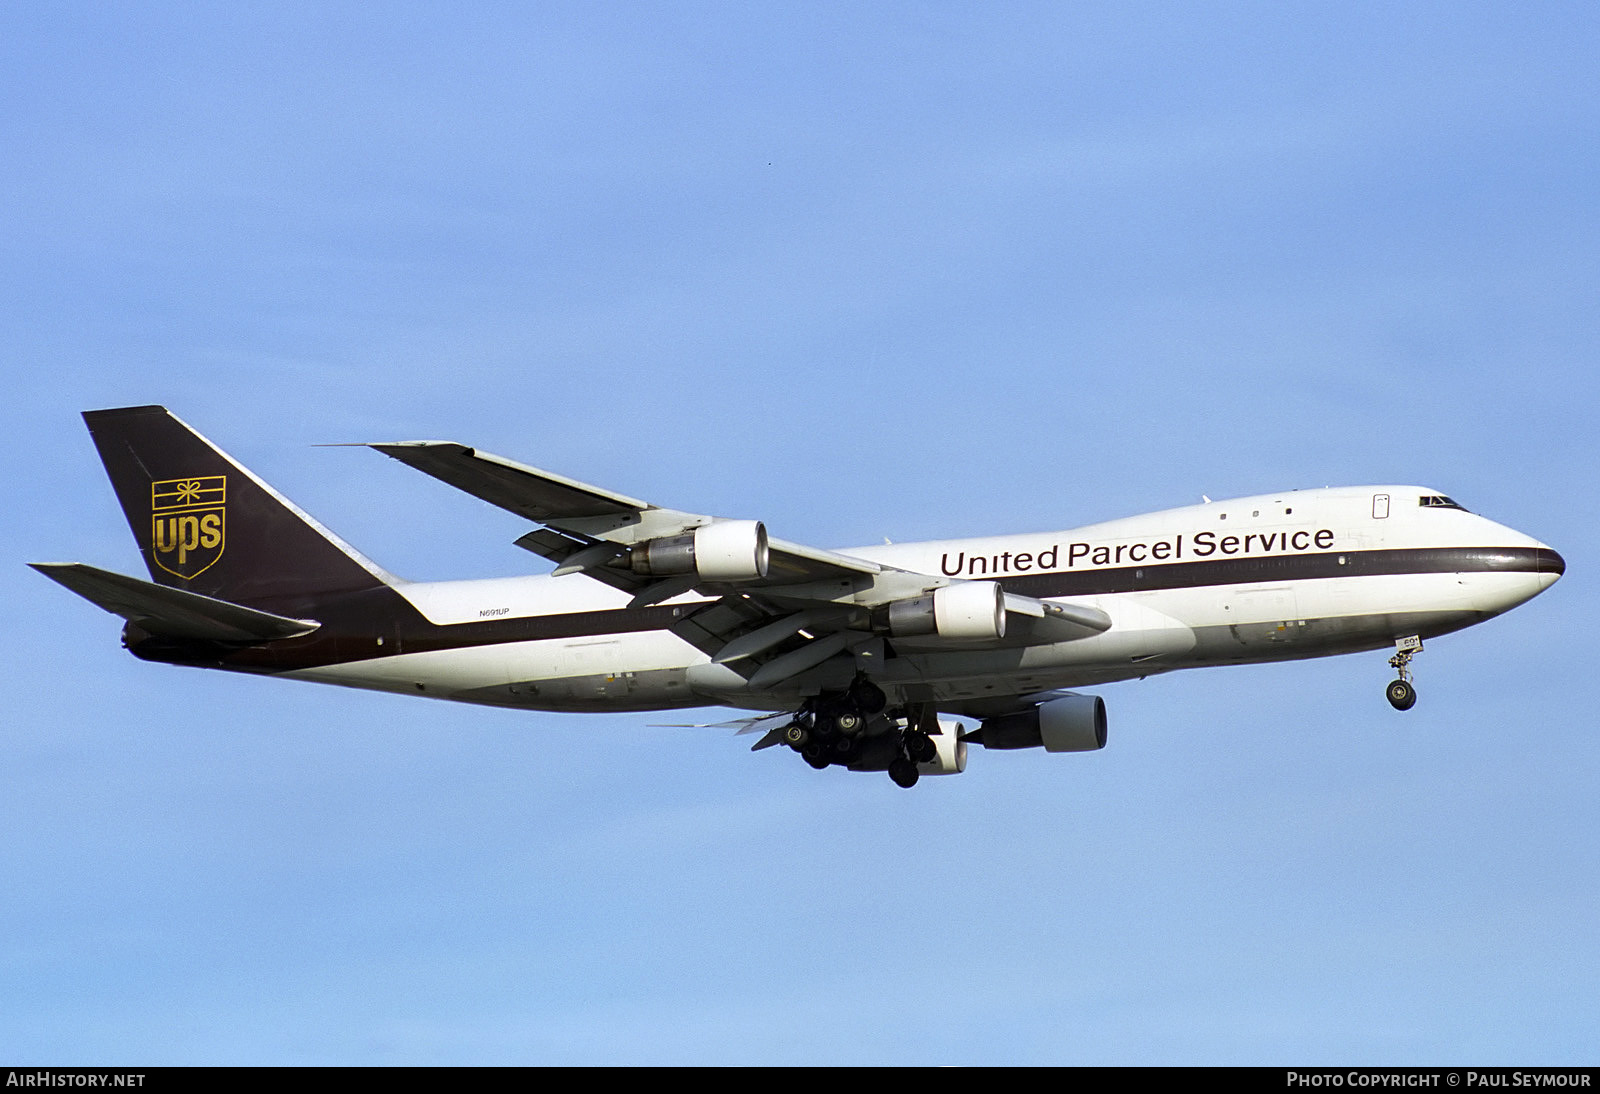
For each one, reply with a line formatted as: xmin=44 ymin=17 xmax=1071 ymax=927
xmin=151 ymin=476 xmax=226 ymax=579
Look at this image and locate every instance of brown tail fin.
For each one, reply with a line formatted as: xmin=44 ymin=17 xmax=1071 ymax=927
xmin=83 ymin=406 xmax=393 ymax=609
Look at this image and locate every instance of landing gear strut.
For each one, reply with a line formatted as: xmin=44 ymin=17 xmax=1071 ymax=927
xmin=1386 ymin=635 xmax=1422 ymax=711
xmin=778 ymin=678 xmax=931 ymax=788
xmin=886 ymin=727 xmax=936 ymax=789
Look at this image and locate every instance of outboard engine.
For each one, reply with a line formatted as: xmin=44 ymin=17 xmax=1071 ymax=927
xmin=965 ymin=693 xmax=1107 ymax=753
xmin=621 ymin=519 xmax=769 ymax=581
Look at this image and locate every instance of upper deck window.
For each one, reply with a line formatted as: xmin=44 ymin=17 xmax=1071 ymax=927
xmin=1419 ymin=495 xmax=1468 ymax=512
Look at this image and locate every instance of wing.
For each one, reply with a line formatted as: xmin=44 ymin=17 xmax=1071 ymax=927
xmin=368 ymin=441 xmax=884 ymax=592
xmin=369 ymin=441 xmax=1109 ymax=688
xmin=367 ymin=441 xmax=651 ymax=523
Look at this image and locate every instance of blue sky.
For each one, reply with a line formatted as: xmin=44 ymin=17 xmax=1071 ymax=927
xmin=4 ymin=2 xmax=1595 ymax=1064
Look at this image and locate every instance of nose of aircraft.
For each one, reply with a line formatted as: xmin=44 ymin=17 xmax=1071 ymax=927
xmin=1466 ymin=514 xmax=1564 ymax=615
xmin=1534 ymin=543 xmax=1566 ymax=590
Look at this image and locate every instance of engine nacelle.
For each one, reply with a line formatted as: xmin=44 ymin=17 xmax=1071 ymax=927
xmin=919 ymin=719 xmax=970 ymax=775
xmin=879 ymin=581 xmax=1006 ymax=640
xmin=624 ymin=519 xmax=770 ymax=581
xmin=970 ymin=694 xmax=1107 ymax=753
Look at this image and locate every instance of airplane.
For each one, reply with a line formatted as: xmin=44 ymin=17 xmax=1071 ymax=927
xmin=33 ymin=405 xmax=1565 ymax=788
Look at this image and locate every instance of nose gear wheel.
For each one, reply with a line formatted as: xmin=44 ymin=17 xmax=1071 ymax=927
xmin=1386 ymin=636 xmax=1422 ymax=711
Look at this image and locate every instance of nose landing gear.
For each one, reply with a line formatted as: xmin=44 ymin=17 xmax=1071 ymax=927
xmin=1386 ymin=636 xmax=1422 ymax=711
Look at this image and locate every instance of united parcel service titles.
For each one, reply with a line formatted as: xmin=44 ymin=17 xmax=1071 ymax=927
xmin=940 ymin=527 xmax=1338 ymax=578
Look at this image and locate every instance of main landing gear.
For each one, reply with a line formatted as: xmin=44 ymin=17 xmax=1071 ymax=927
xmin=889 ymin=725 xmax=938 ymax=790
xmin=1386 ymin=635 xmax=1422 ymax=711
xmin=779 ymin=678 xmax=936 ymax=789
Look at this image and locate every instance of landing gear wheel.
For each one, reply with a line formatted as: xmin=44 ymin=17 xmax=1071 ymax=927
xmin=888 ymin=758 xmax=920 ymax=789
xmin=906 ymin=732 xmax=937 ymax=763
xmin=782 ymin=723 xmax=810 ymax=748
xmin=1386 ymin=679 xmax=1417 ymax=711
xmin=804 ymin=752 xmax=831 ymax=770
xmin=835 ymin=712 xmax=863 ymax=735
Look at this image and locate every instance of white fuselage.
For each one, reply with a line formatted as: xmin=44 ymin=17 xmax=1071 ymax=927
xmin=283 ymin=486 xmax=1561 ymax=714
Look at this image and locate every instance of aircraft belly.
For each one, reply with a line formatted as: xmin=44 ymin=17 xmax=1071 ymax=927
xmin=283 ymin=630 xmax=702 ymax=710
xmin=1144 ymin=572 xmax=1501 ymax=660
xmin=456 ymin=667 xmax=701 ymax=712
xmin=488 ymin=630 xmax=702 ymax=710
xmin=1183 ymin=608 xmax=1485 ymax=665
xmin=284 ymin=644 xmax=514 ymax=696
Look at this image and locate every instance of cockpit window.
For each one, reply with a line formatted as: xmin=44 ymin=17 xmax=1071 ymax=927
xmin=1419 ymin=495 xmax=1468 ymax=512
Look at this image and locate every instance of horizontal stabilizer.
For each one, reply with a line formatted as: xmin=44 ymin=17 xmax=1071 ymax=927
xmin=648 ymin=711 xmax=795 ymax=750
xmin=30 ymin=563 xmax=320 ymax=642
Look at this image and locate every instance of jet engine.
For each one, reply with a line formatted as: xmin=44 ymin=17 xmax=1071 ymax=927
xmin=919 ymin=720 xmax=970 ymax=775
xmin=876 ymin=581 xmax=1006 ymax=640
xmin=967 ymin=693 xmax=1107 ymax=752
xmin=622 ymin=519 xmax=770 ymax=581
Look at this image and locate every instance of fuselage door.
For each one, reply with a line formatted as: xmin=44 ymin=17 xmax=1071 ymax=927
xmin=1372 ymin=493 xmax=1390 ymax=519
